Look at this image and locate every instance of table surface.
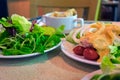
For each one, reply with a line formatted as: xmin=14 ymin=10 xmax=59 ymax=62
xmin=0 ymin=45 xmax=100 ymax=80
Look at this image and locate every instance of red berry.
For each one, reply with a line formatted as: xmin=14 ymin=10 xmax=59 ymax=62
xmin=83 ymin=48 xmax=99 ymax=60
xmin=73 ymin=46 xmax=85 ymax=55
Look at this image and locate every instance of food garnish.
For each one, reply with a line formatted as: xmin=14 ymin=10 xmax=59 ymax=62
xmin=0 ymin=14 xmax=65 ymax=55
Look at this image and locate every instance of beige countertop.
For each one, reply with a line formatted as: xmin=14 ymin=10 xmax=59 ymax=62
xmin=0 ymin=46 xmax=100 ymax=80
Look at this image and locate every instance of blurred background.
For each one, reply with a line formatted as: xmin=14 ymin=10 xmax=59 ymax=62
xmin=1 ymin=0 xmax=120 ymax=21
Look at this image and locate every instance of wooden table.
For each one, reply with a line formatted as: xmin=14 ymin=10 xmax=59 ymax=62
xmin=0 ymin=46 xmax=99 ymax=80
xmin=102 ymin=1 xmax=119 ymax=21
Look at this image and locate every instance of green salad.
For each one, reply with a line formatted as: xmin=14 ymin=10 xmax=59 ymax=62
xmin=91 ymin=56 xmax=120 ymax=80
xmin=0 ymin=14 xmax=65 ymax=55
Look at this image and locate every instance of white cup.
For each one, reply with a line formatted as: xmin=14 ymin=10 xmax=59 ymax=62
xmin=42 ymin=12 xmax=84 ymax=33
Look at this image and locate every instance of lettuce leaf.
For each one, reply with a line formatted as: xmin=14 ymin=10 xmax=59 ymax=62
xmin=11 ymin=14 xmax=31 ymax=34
xmin=0 ymin=17 xmax=13 ymax=27
xmin=109 ymin=45 xmax=120 ymax=63
xmin=100 ymin=56 xmax=116 ymax=74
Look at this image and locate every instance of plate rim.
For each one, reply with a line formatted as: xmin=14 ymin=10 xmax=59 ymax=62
xmin=61 ymin=40 xmax=100 ymax=65
xmin=0 ymin=41 xmax=61 ymax=58
xmin=81 ymin=70 xmax=102 ymax=80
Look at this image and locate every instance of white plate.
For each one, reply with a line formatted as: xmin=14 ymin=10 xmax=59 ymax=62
xmin=61 ymin=39 xmax=100 ymax=65
xmin=0 ymin=42 xmax=61 ymax=58
xmin=81 ymin=70 xmax=102 ymax=80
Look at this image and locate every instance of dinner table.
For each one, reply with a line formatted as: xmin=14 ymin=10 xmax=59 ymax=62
xmin=0 ymin=21 xmax=100 ymax=80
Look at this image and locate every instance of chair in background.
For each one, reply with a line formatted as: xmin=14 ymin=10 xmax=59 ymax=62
xmin=30 ymin=0 xmax=101 ymax=20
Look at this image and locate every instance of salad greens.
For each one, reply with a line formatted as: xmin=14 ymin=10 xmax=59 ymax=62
xmin=11 ymin=14 xmax=32 ymax=34
xmin=109 ymin=45 xmax=120 ymax=63
xmin=0 ymin=14 xmax=31 ymax=34
xmin=91 ymin=56 xmax=120 ymax=80
xmin=0 ymin=14 xmax=65 ymax=55
xmin=90 ymin=56 xmax=120 ymax=80
xmin=100 ymin=56 xmax=116 ymax=74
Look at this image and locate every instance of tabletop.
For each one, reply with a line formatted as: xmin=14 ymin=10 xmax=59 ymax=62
xmin=0 ymin=46 xmax=100 ymax=80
